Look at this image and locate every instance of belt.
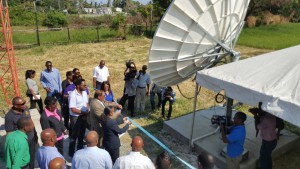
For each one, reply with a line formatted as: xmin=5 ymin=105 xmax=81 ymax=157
xmin=138 ymin=86 xmax=146 ymax=89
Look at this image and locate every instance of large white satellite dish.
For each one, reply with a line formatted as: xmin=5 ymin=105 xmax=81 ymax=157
xmin=149 ymin=0 xmax=250 ymax=86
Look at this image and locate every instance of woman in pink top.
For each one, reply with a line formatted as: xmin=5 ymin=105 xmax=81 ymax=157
xmin=40 ymin=96 xmax=68 ymax=155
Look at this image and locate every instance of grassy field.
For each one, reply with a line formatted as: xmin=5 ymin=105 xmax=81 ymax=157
xmin=12 ymin=26 xmax=118 ymax=45
xmin=237 ymin=23 xmax=300 ymax=50
xmin=1 ymin=23 xmax=300 ymax=168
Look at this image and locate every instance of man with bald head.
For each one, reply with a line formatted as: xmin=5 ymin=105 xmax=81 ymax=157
xmin=49 ymin=157 xmax=65 ymax=169
xmin=72 ymin=131 xmax=112 ymax=169
xmin=5 ymin=96 xmax=38 ymax=169
xmin=113 ymin=136 xmax=155 ymax=169
xmin=93 ymin=60 xmax=110 ymax=90
xmin=37 ymin=129 xmax=65 ymax=169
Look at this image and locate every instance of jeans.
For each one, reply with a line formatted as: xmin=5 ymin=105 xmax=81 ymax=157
xmin=28 ymin=138 xmax=36 ymax=169
xmin=27 ymin=94 xmax=43 ymax=113
xmin=119 ymin=94 xmax=136 ymax=117
xmin=150 ymin=91 xmax=162 ymax=110
xmin=69 ymin=115 xmax=87 ymax=156
xmin=96 ymin=81 xmax=103 ymax=90
xmin=62 ymin=100 xmax=70 ymax=130
xmin=260 ymin=139 xmax=277 ymax=169
xmin=162 ymin=99 xmax=173 ymax=118
xmin=135 ymin=87 xmax=147 ymax=112
xmin=47 ymin=92 xmax=62 ymax=107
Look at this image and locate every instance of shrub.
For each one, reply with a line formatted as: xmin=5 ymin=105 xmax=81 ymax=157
xmin=246 ymin=16 xmax=257 ymax=27
xmin=111 ymin=13 xmax=127 ymax=38
xmin=111 ymin=13 xmax=126 ymax=30
xmin=43 ymin=11 xmax=68 ymax=28
xmin=9 ymin=6 xmax=36 ymax=26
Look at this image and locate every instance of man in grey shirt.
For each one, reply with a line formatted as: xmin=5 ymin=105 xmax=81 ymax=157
xmin=135 ymin=65 xmax=151 ymax=112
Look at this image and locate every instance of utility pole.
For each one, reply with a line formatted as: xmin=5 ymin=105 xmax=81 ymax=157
xmin=150 ymin=0 xmax=153 ymax=36
xmin=58 ymin=0 xmax=61 ymax=10
xmin=34 ymin=1 xmax=40 ymax=46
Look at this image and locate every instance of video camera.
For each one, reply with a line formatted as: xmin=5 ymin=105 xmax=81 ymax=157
xmin=211 ymin=115 xmax=232 ymax=126
xmin=124 ymin=60 xmax=137 ymax=81
xmin=126 ymin=60 xmax=135 ymax=69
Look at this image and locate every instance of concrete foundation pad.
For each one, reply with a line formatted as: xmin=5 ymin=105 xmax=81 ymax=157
xmin=0 ymin=109 xmax=72 ymax=168
xmin=163 ymin=106 xmax=300 ymax=169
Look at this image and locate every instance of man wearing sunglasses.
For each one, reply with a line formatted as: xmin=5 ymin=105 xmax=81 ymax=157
xmin=40 ymin=61 xmax=63 ymax=106
xmin=5 ymin=97 xmax=38 ymax=169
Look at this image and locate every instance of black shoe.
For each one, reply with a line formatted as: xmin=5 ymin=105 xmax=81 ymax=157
xmin=167 ymin=117 xmax=171 ymax=120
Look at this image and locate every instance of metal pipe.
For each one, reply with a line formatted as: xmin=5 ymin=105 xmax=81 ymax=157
xmin=192 ymin=126 xmax=220 ymax=143
xmin=34 ymin=1 xmax=40 ymax=46
xmin=189 ymin=80 xmax=198 ymax=149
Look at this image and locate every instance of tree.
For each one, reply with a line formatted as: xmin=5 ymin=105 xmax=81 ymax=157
xmin=152 ymin=0 xmax=171 ymax=21
xmin=107 ymin=0 xmax=111 ymax=7
xmin=43 ymin=11 xmax=67 ymax=27
xmin=113 ymin=0 xmax=121 ymax=8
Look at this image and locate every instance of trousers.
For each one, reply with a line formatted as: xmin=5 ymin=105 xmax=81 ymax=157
xmin=260 ymin=139 xmax=277 ymax=169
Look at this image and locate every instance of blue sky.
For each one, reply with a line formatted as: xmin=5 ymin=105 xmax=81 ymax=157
xmin=87 ymin=0 xmax=151 ymax=5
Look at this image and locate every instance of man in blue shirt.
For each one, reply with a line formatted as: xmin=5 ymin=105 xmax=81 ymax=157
xmin=37 ymin=129 xmax=65 ymax=169
xmin=221 ymin=112 xmax=247 ymax=169
xmin=40 ymin=61 xmax=62 ymax=105
xmin=72 ymin=131 xmax=112 ymax=169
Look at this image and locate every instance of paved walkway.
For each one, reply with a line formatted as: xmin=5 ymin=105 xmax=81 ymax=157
xmin=0 ymin=109 xmax=72 ymax=168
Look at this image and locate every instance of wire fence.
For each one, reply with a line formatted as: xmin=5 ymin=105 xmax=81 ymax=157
xmin=12 ymin=25 xmax=157 ymax=48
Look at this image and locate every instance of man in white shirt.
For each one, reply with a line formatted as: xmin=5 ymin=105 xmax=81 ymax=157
xmin=93 ymin=60 xmax=110 ymax=90
xmin=113 ymin=136 xmax=155 ymax=169
xmin=72 ymin=131 xmax=112 ymax=169
xmin=135 ymin=65 xmax=151 ymax=112
xmin=68 ymin=78 xmax=89 ymax=157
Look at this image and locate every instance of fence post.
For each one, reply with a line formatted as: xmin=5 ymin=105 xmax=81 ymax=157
xmin=96 ymin=27 xmax=100 ymax=42
xmin=67 ymin=27 xmax=71 ymax=42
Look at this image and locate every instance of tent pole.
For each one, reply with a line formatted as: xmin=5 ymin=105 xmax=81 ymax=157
xmin=226 ymin=97 xmax=233 ymax=118
xmin=190 ymin=81 xmax=198 ymax=149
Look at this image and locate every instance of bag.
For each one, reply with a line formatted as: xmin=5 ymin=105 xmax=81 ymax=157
xmin=276 ymin=117 xmax=284 ymax=131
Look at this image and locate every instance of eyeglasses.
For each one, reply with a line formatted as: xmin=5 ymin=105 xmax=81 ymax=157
xmin=46 ymin=65 xmax=52 ymax=67
xmin=75 ymin=71 xmax=80 ymax=74
xmin=15 ymin=101 xmax=26 ymax=106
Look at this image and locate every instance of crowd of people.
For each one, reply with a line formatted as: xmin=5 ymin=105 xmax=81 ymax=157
xmin=4 ymin=59 xmax=282 ymax=169
xmin=4 ymin=60 xmax=178 ymax=169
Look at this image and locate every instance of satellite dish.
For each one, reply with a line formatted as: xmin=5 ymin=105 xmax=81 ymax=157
xmin=149 ymin=0 xmax=251 ymax=86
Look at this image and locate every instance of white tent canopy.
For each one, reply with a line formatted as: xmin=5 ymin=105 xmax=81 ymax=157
xmin=196 ymin=45 xmax=300 ymax=127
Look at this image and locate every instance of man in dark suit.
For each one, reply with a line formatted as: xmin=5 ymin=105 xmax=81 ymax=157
xmin=89 ymin=90 xmax=122 ymax=147
xmin=102 ymin=107 xmax=131 ymax=163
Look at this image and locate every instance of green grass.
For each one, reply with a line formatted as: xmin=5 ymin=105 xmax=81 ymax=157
xmin=12 ymin=27 xmax=118 ymax=45
xmin=237 ymin=23 xmax=300 ymax=50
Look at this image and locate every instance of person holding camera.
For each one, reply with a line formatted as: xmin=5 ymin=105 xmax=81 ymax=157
xmin=119 ymin=60 xmax=138 ymax=117
xmin=161 ymin=86 xmax=176 ymax=120
xmin=135 ymin=65 xmax=151 ymax=113
xmin=220 ymin=112 xmax=247 ymax=169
